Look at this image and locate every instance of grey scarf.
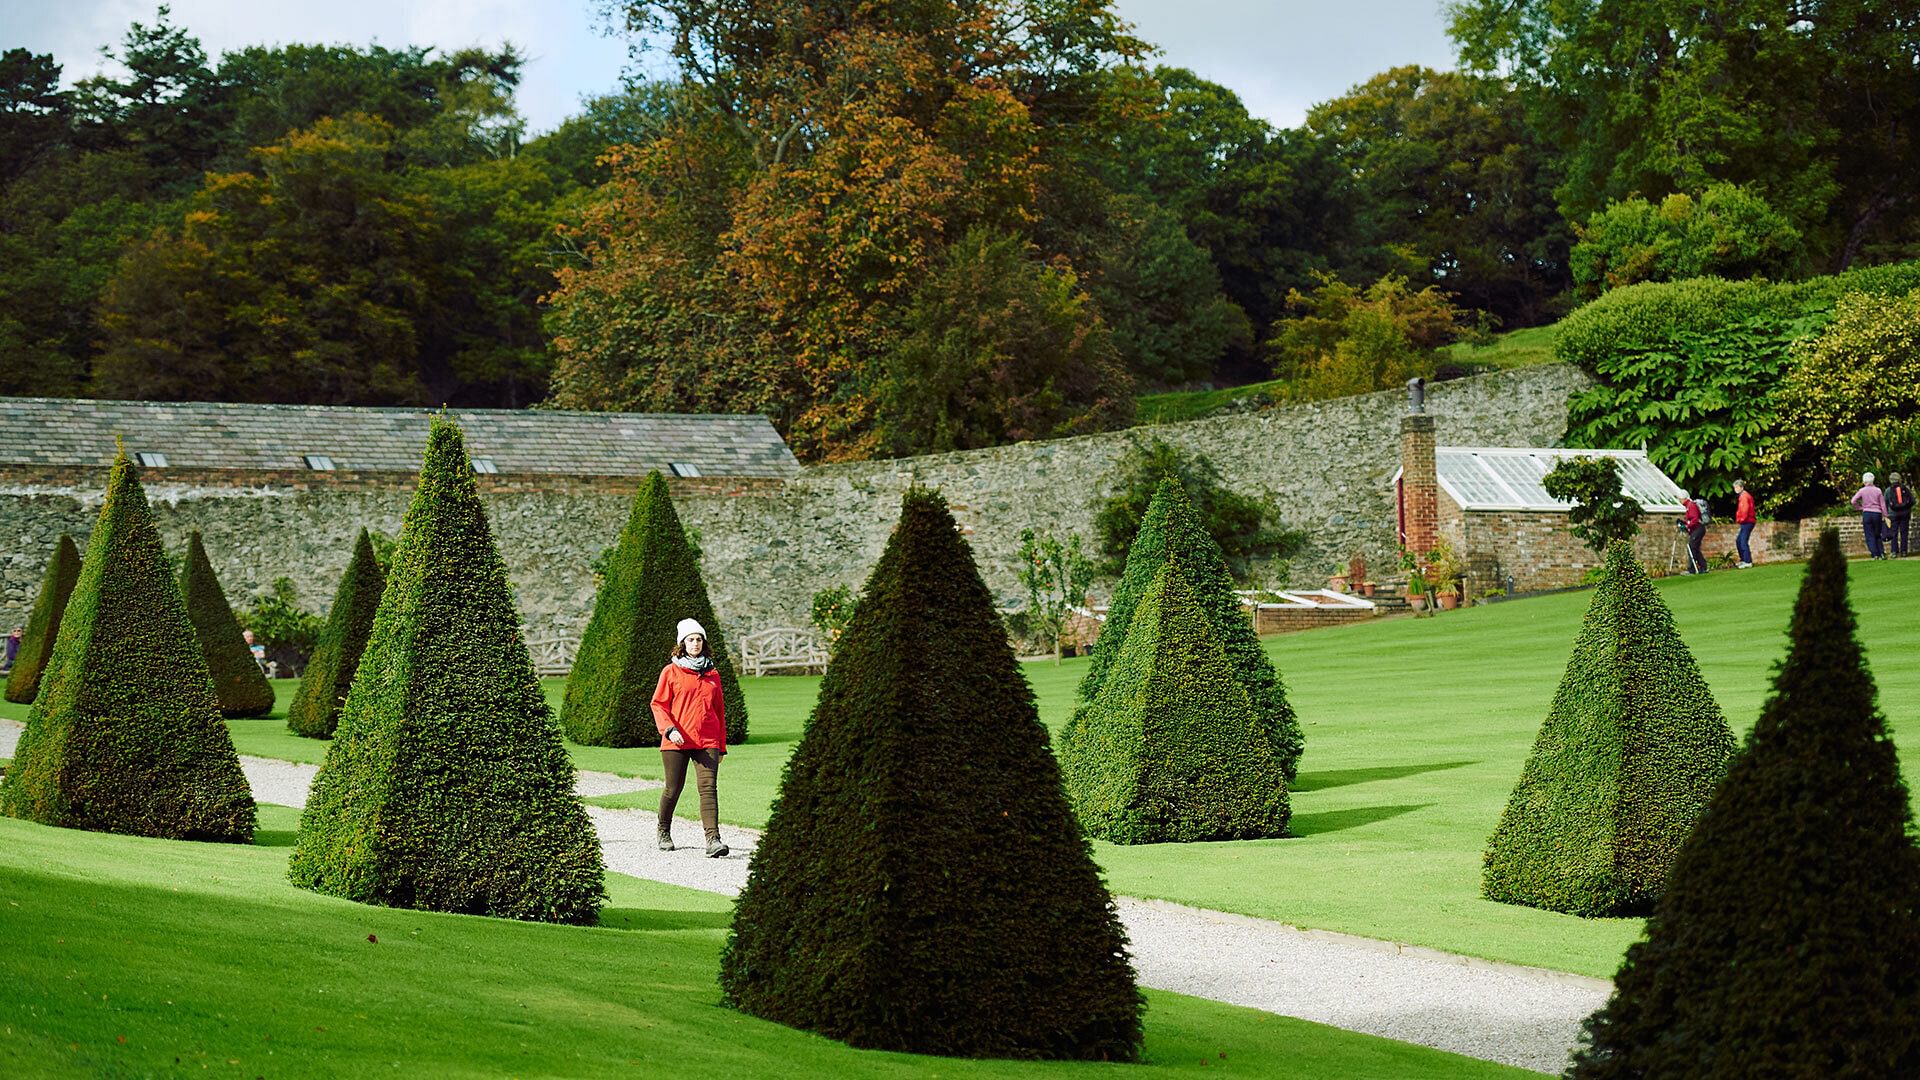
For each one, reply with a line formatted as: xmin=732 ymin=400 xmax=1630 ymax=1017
xmin=673 ymin=653 xmax=715 ymax=674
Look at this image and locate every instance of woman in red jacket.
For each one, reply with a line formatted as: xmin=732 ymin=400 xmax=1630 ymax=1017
xmin=651 ymin=618 xmax=729 ymax=857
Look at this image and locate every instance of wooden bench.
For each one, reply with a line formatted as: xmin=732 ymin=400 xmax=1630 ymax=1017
xmin=524 ymin=634 xmax=579 ymax=678
xmin=739 ymin=627 xmax=830 ymax=676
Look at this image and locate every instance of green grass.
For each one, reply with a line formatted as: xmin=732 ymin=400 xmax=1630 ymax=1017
xmin=0 ymin=814 xmax=1527 ymax=1079
xmin=1134 ymin=378 xmax=1289 ymax=426
xmin=1444 ymin=324 xmax=1559 ymax=370
xmin=7 ymin=560 xmax=1915 ymax=980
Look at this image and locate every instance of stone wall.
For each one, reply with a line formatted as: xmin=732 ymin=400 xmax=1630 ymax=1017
xmin=0 ymin=365 xmax=1592 ymax=640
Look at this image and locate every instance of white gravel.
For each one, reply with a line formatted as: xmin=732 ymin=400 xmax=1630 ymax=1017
xmin=2 ymin=715 xmax=1606 ymax=1071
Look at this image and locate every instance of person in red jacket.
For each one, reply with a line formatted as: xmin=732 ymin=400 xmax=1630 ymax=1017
xmin=651 ymin=617 xmax=730 ymax=857
xmin=1733 ymin=479 xmax=1757 ymax=568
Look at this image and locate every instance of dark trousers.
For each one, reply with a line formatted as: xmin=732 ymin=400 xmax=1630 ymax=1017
xmin=1735 ymin=522 xmax=1754 ymax=564
xmin=1686 ymin=525 xmax=1708 ymax=573
xmin=1892 ymin=515 xmax=1911 ymax=557
xmin=659 ymin=748 xmax=722 ymax=841
xmin=1863 ymin=512 xmax=1886 ymax=558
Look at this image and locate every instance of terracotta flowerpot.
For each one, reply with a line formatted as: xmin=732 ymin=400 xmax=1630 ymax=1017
xmin=1359 ymin=582 xmax=1376 ymax=598
xmin=1435 ymin=592 xmax=1460 ymax=610
xmin=1328 ymin=575 xmax=1349 ymax=593
xmin=1407 ymin=593 xmax=1428 ymax=611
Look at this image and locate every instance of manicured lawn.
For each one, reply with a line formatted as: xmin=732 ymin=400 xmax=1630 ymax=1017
xmin=8 ymin=559 xmax=1914 ymax=979
xmin=0 ymin=814 xmax=1527 ymax=1079
xmin=1444 ymin=324 xmax=1559 ymax=370
xmin=1135 ymin=377 xmax=1290 ymax=425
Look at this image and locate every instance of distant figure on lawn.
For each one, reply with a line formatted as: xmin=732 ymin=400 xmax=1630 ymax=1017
xmin=1852 ymin=473 xmax=1888 ymax=559
xmin=1733 ymin=479 xmax=1757 ymax=568
xmin=4 ymin=626 xmax=19 ymax=672
xmin=1678 ymin=489 xmax=1708 ymax=573
xmin=1888 ymin=472 xmax=1914 ymax=558
xmin=653 ymin=618 xmax=730 ymax=858
xmin=243 ymin=629 xmax=267 ymax=672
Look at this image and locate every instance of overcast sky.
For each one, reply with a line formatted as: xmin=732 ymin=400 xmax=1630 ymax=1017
xmin=3 ymin=1 xmax=1460 ymax=136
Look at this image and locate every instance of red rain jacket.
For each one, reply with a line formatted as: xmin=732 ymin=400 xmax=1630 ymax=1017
xmin=650 ymin=663 xmax=728 ymax=752
xmin=1736 ymin=491 xmax=1756 ymax=524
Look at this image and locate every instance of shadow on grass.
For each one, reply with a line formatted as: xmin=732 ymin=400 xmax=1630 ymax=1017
xmin=1291 ymin=760 xmax=1477 ymax=793
xmin=1290 ymin=803 xmax=1432 ymax=836
xmin=600 ymin=907 xmax=731 ymax=932
xmin=252 ymin=827 xmax=300 ymax=848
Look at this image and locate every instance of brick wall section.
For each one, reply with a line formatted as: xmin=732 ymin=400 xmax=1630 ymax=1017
xmin=1399 ymin=414 xmax=1438 ymax=556
xmin=1253 ymin=606 xmax=1378 ymax=635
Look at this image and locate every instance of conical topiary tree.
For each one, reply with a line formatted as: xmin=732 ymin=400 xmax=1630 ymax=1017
xmin=0 ymin=452 xmax=254 ymax=842
xmin=286 ymin=529 xmax=387 ymax=739
xmin=1483 ymin=541 xmax=1736 ymax=917
xmin=1570 ymin=532 xmax=1920 ymax=1077
xmin=289 ymin=418 xmax=604 ymax=924
xmin=178 ymin=530 xmax=274 ymax=718
xmin=4 ymin=533 xmax=81 ymax=704
xmin=1059 ymin=560 xmax=1289 ymax=843
xmin=720 ymin=489 xmax=1143 ymax=1060
xmin=1078 ymin=477 xmax=1302 ymax=781
xmin=561 ymin=470 xmax=746 ymax=746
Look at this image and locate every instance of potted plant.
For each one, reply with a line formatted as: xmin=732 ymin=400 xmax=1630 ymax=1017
xmin=1348 ymin=553 xmax=1375 ymax=597
xmin=1426 ymin=539 xmax=1466 ymax=610
xmin=1404 ymin=567 xmax=1429 ymax=611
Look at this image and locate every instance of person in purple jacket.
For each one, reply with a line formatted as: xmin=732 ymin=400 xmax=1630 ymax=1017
xmin=1852 ymin=472 xmax=1888 ymax=559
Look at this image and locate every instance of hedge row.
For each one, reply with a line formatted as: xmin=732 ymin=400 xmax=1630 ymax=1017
xmin=0 ymin=451 xmax=254 ymax=841
xmin=4 ymin=533 xmax=81 ymax=705
xmin=720 ymin=489 xmax=1143 ymax=1060
xmin=289 ymin=419 xmax=604 ymax=924
xmin=1483 ymin=542 xmax=1735 ymax=916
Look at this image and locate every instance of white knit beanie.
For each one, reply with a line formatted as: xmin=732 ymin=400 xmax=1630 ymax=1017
xmin=676 ymin=618 xmax=708 ymax=646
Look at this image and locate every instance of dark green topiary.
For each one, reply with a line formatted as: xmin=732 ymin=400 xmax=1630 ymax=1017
xmin=0 ymin=452 xmax=254 ymax=842
xmin=178 ymin=530 xmax=275 ymax=718
xmin=1059 ymin=561 xmax=1289 ymax=843
xmin=1570 ymin=532 xmax=1920 ymax=1078
xmin=1078 ymin=477 xmax=1303 ymax=782
xmin=4 ymin=533 xmax=81 ymax=704
xmin=1484 ymin=542 xmax=1735 ymax=917
xmin=289 ymin=419 xmax=604 ymax=924
xmin=720 ymin=489 xmax=1143 ymax=1061
xmin=286 ymin=529 xmax=387 ymax=739
xmin=561 ymin=470 xmax=746 ymax=746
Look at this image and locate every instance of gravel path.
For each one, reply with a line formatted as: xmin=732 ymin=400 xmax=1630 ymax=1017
xmin=2 ymin=716 xmax=1604 ymax=1071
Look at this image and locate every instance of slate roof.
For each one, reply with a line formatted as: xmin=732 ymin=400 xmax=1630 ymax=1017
xmin=0 ymin=397 xmax=801 ymax=479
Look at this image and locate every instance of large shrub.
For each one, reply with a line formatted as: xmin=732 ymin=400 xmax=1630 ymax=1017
xmin=1759 ymin=287 xmax=1920 ymax=512
xmin=1570 ymin=533 xmax=1920 ymax=1077
xmin=4 ymin=533 xmax=80 ymax=704
xmin=1082 ymin=478 xmax=1303 ymax=782
xmin=1093 ymin=437 xmax=1303 ymax=580
xmin=561 ymin=470 xmax=746 ymax=747
xmin=1570 ymin=184 xmax=1802 ymax=295
xmin=1059 ymin=561 xmax=1288 ymax=843
xmin=1483 ymin=543 xmax=1735 ymax=916
xmin=1541 ymin=456 xmax=1642 ymax=556
xmin=178 ymin=530 xmax=274 ymax=718
xmin=1557 ymin=260 xmax=1920 ymax=503
xmin=286 ymin=530 xmax=387 ymax=739
xmin=1269 ymin=272 xmax=1466 ymax=401
xmin=289 ymin=419 xmax=605 ymax=924
xmin=719 ymin=489 xmax=1143 ymax=1061
xmin=0 ymin=452 xmax=254 ymax=842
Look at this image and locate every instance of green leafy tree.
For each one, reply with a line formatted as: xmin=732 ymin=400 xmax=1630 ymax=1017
xmin=561 ymin=470 xmax=747 ymax=746
xmin=1306 ymin=65 xmax=1570 ymax=327
xmin=4 ymin=534 xmax=81 ymax=705
xmin=1571 ymin=184 xmax=1803 ymax=295
xmin=1016 ymin=527 xmax=1096 ymax=664
xmin=1059 ymin=561 xmax=1288 ymax=843
xmin=0 ymin=450 xmax=253 ymax=842
xmin=808 ymin=585 xmax=858 ymax=648
xmin=719 ymin=488 xmax=1143 ymax=1060
xmin=875 ymin=226 xmax=1134 ymax=456
xmin=0 ymin=49 xmax=71 ymax=185
xmin=286 ymin=531 xmax=387 ymax=739
xmin=1083 ymin=478 xmax=1304 ymax=782
xmin=1270 ymin=272 xmax=1466 ymax=400
xmin=1570 ymin=532 xmax=1920 ymax=1076
xmin=235 ymin=577 xmax=323 ymax=673
xmin=1093 ymin=437 xmax=1302 ymax=580
xmin=290 ymin=419 xmax=605 ymax=923
xmin=1484 ymin=543 xmax=1735 ymax=916
xmin=1541 ymin=457 xmax=1643 ymax=556
xmin=1450 ymin=0 xmax=1920 ymax=271
xmin=178 ymin=530 xmax=274 ymax=718
xmin=1076 ymin=194 xmax=1252 ymax=386
xmin=1760 ymin=287 xmax=1920 ymax=512
xmin=69 ymin=5 xmax=224 ymax=177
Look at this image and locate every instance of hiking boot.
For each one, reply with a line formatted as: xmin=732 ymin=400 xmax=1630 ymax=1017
xmin=705 ymin=837 xmax=730 ymax=858
xmin=657 ymin=826 xmax=674 ymax=851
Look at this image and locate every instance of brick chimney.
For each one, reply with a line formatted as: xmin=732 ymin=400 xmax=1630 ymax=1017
xmin=1399 ymin=414 xmax=1438 ymax=556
